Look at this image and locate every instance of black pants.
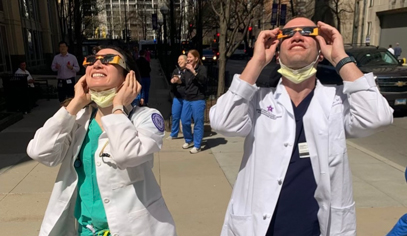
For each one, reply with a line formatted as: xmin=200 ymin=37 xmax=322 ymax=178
xmin=57 ymin=77 xmax=75 ymax=102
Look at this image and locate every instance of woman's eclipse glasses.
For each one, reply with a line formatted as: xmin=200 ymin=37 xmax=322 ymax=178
xmin=83 ymin=54 xmax=128 ymax=71
xmin=277 ymin=27 xmax=319 ymax=39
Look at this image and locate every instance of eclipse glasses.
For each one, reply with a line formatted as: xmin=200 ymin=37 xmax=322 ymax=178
xmin=83 ymin=54 xmax=128 ymax=71
xmin=277 ymin=26 xmax=319 ymax=39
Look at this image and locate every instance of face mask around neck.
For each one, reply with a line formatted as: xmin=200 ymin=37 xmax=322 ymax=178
xmin=89 ymin=88 xmax=117 ymax=108
xmin=278 ymin=53 xmax=320 ymax=84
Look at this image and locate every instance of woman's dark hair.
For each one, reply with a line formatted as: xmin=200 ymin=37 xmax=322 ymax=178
xmin=98 ymin=45 xmax=141 ymax=81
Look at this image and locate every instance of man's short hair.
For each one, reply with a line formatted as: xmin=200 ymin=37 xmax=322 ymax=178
xmin=389 ymin=45 xmax=392 ymax=48
xmin=139 ymin=50 xmax=146 ymax=56
xmin=59 ymin=41 xmax=68 ymax=47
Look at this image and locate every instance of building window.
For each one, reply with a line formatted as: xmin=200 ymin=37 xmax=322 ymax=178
xmin=0 ymin=25 xmax=9 ymax=73
xmin=369 ymin=0 xmax=374 ymax=7
xmin=23 ymin=29 xmax=44 ymax=67
xmin=367 ymin=22 xmax=372 ymax=36
xmin=19 ymin=0 xmax=39 ymax=20
xmin=0 ymin=0 xmax=3 ymax=11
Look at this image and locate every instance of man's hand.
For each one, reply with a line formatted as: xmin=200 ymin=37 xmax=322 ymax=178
xmin=240 ymin=28 xmax=280 ymax=85
xmin=67 ymin=64 xmax=74 ymax=70
xmin=55 ymin=63 xmax=61 ymax=70
xmin=113 ymin=71 xmax=141 ymax=107
xmin=66 ymin=75 xmax=91 ymax=115
xmin=251 ymin=28 xmax=280 ymax=68
xmin=315 ymin=21 xmax=348 ymax=67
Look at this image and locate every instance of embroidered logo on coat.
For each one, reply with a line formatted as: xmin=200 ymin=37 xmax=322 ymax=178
xmin=151 ymin=113 xmax=165 ymax=132
xmin=256 ymin=105 xmax=281 ymax=120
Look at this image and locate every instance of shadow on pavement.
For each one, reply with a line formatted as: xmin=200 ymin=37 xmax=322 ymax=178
xmin=202 ymin=137 xmax=228 ymax=151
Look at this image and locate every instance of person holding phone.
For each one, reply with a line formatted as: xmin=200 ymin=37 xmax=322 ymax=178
xmin=168 ymin=55 xmax=187 ymax=140
xmin=27 ymin=45 xmax=177 ymax=236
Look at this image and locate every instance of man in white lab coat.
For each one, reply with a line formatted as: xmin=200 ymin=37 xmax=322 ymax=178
xmin=210 ymin=18 xmax=393 ymax=236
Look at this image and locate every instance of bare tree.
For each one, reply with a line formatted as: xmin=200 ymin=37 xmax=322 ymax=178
xmin=329 ymin=0 xmax=354 ymax=33
xmin=211 ymin=0 xmax=263 ymax=97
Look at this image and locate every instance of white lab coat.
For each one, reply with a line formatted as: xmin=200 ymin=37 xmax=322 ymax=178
xmin=210 ymin=73 xmax=393 ymax=236
xmin=27 ymin=105 xmax=177 ymax=236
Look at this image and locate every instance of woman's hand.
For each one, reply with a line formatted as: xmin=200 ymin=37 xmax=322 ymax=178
xmin=171 ymin=75 xmax=181 ymax=84
xmin=185 ymin=64 xmax=196 ymax=74
xmin=66 ymin=75 xmax=91 ymax=115
xmin=113 ymin=71 xmax=141 ymax=107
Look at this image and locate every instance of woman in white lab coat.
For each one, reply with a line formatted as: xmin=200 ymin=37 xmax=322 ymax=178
xmin=27 ymin=46 xmax=177 ymax=236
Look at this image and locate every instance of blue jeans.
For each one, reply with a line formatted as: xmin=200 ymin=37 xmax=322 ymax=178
xmin=181 ymin=100 xmax=206 ymax=148
xmin=140 ymin=77 xmax=151 ymax=104
xmin=170 ymin=97 xmax=184 ymax=137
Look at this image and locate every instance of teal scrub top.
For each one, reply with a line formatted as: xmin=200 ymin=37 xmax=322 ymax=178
xmin=74 ymin=112 xmax=109 ymax=236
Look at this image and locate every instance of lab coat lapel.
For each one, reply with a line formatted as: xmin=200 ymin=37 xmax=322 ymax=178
xmin=71 ymin=107 xmax=93 ymax=164
xmin=274 ymin=79 xmax=294 ymax=118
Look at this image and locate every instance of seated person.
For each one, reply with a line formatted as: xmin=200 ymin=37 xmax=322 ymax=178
xmin=15 ymin=61 xmax=39 ymax=110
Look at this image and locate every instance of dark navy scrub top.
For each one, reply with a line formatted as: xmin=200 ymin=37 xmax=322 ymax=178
xmin=266 ymin=90 xmax=320 ymax=236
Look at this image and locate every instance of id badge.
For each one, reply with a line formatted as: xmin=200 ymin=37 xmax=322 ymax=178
xmin=298 ymin=142 xmax=310 ymax=158
xmin=66 ymin=79 xmax=72 ymax=84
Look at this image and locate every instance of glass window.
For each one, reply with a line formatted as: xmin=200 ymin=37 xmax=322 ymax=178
xmin=19 ymin=0 xmax=39 ymax=20
xmin=369 ymin=0 xmax=373 ymax=7
xmin=0 ymin=25 xmax=8 ymax=73
xmin=0 ymin=0 xmax=3 ymax=11
xmin=367 ymin=22 xmax=372 ymax=36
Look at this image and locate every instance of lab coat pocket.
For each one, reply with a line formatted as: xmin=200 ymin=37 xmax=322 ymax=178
xmin=227 ymin=213 xmax=253 ymax=236
xmin=227 ymin=202 xmax=253 ymax=236
xmin=128 ymin=197 xmax=176 ymax=236
xmin=330 ymin=202 xmax=356 ymax=236
xmin=111 ymin=165 xmax=145 ymax=190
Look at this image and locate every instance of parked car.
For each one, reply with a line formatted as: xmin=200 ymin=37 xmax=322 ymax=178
xmin=316 ymin=45 xmax=407 ymax=111
xmin=202 ymin=49 xmax=217 ymax=65
xmin=231 ymin=42 xmax=247 ymax=60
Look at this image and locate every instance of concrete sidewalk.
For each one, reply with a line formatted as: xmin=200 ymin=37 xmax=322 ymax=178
xmin=1 ymin=59 xmax=407 ymax=235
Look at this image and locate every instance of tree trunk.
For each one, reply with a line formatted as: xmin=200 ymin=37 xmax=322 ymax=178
xmin=216 ymin=5 xmax=229 ymax=98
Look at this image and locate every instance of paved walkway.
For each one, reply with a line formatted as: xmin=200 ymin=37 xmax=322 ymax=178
xmin=1 ymin=59 xmax=407 ymax=235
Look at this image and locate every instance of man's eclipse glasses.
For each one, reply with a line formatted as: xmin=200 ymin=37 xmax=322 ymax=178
xmin=83 ymin=54 xmax=128 ymax=71
xmin=277 ymin=27 xmax=319 ymax=39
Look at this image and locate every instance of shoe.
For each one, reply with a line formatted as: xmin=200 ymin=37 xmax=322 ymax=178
xmin=190 ymin=147 xmax=201 ymax=154
xmin=166 ymin=136 xmax=175 ymax=140
xmin=182 ymin=142 xmax=193 ymax=149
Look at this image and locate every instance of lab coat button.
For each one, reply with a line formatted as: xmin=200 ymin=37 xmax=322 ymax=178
xmin=284 ymin=143 xmax=288 ymax=147
xmin=263 ymin=214 xmax=267 ymax=220
xmin=96 ymin=161 xmax=101 ymax=167
xmin=278 ymin=179 xmax=283 ymax=185
xmin=104 ymin=199 xmax=110 ymax=204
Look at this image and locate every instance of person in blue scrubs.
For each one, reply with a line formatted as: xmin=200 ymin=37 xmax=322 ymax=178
xmin=180 ymin=49 xmax=207 ymax=154
xmin=386 ymin=167 xmax=407 ymax=236
xmin=168 ymin=55 xmax=187 ymax=139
